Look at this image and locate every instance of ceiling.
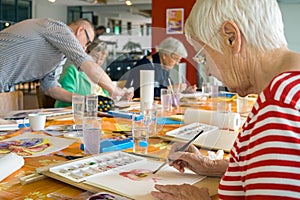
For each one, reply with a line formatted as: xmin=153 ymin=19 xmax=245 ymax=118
xmin=51 ymin=0 xmax=151 ymax=6
xmin=51 ymin=0 xmax=152 ymax=20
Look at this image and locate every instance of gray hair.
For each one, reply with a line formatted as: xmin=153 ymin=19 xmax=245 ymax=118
xmin=87 ymin=41 xmax=108 ymax=56
xmin=185 ymin=0 xmax=287 ymax=53
xmin=156 ymin=37 xmax=188 ymax=58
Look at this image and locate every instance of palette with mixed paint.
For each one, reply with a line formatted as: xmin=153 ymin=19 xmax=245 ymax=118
xmin=165 ymin=122 xmax=219 ymax=140
xmin=49 ymin=151 xmax=145 ymax=183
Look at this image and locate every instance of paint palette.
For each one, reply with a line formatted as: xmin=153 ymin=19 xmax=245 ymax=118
xmin=49 ymin=151 xmax=145 ymax=183
xmin=165 ymin=122 xmax=219 ymax=140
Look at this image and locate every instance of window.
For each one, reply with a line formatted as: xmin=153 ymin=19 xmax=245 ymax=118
xmin=0 ymin=0 xmax=32 ymax=30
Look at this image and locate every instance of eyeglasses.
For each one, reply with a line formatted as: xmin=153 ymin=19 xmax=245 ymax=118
xmin=170 ymin=53 xmax=182 ymax=63
xmin=84 ymin=29 xmax=92 ymax=47
xmin=191 ymin=29 xmax=222 ymax=65
xmin=193 ymin=43 xmax=207 ymax=65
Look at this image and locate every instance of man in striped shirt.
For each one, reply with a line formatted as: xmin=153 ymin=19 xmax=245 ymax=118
xmin=152 ymin=0 xmax=300 ymax=199
xmin=0 ymin=18 xmax=129 ymax=102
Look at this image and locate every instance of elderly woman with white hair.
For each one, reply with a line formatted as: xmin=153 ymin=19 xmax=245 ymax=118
xmin=125 ymin=37 xmax=196 ymax=98
xmin=152 ymin=0 xmax=300 ymax=199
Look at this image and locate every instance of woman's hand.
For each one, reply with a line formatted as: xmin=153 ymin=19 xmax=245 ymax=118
xmin=151 ymin=184 xmax=211 ymax=200
xmin=112 ymin=87 xmax=133 ymax=101
xmin=168 ymin=142 xmax=228 ymax=176
xmin=182 ymin=84 xmax=197 ymax=93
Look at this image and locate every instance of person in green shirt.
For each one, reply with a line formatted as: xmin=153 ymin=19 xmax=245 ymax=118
xmin=55 ymin=41 xmax=109 ymax=108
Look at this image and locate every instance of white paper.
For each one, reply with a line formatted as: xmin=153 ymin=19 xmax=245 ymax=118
xmin=140 ymin=70 xmax=154 ymax=112
xmin=85 ymin=159 xmax=205 ymax=200
xmin=194 ymin=129 xmax=238 ymax=152
xmin=0 ymin=118 xmax=19 ymax=131
xmin=0 ymin=152 xmax=24 ymax=182
xmin=184 ymin=108 xmax=241 ymax=131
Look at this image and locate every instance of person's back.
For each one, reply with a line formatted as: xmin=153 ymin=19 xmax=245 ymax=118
xmin=0 ymin=18 xmax=69 ymax=92
xmin=124 ymin=37 xmax=188 ymax=98
xmin=125 ymin=53 xmax=169 ymax=98
xmin=0 ymin=18 xmax=132 ymax=103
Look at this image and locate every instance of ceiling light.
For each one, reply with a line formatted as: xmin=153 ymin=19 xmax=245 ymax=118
xmin=48 ymin=0 xmax=56 ymax=3
xmin=125 ymin=0 xmax=133 ymax=6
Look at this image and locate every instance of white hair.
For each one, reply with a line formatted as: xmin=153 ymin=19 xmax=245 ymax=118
xmin=156 ymin=37 xmax=188 ymax=58
xmin=185 ymin=0 xmax=287 ymax=53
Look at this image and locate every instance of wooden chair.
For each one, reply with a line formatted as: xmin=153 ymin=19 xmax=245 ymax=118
xmin=36 ymin=85 xmax=56 ymax=108
xmin=0 ymin=91 xmax=24 ymax=116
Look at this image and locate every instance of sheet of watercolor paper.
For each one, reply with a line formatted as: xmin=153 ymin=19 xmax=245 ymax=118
xmin=0 ymin=133 xmax=75 ymax=157
xmin=85 ymin=159 xmax=206 ymax=200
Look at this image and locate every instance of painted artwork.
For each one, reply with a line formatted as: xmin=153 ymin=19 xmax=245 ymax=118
xmin=119 ymin=169 xmax=161 ymax=183
xmin=0 ymin=133 xmax=75 ymax=157
xmin=0 ymin=138 xmax=51 ymax=156
xmin=166 ymin=8 xmax=184 ymax=34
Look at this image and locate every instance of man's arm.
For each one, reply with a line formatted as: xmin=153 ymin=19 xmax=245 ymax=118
xmin=80 ymin=60 xmax=123 ymax=98
xmin=44 ymin=86 xmax=73 ymax=102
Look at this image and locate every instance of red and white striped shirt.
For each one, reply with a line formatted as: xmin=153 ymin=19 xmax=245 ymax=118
xmin=219 ymin=71 xmax=300 ymax=199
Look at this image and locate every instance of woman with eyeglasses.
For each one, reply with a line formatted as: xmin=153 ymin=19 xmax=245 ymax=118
xmin=124 ymin=37 xmax=197 ymax=98
xmin=55 ymin=41 xmax=110 ymax=108
xmin=152 ymin=0 xmax=300 ymax=199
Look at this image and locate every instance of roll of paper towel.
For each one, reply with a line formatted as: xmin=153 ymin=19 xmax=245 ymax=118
xmin=140 ymin=70 xmax=154 ymax=112
xmin=184 ymin=108 xmax=241 ymax=131
xmin=0 ymin=153 xmax=24 ymax=182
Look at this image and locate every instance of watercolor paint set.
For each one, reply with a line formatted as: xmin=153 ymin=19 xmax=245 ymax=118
xmin=49 ymin=151 xmax=145 ymax=183
xmin=165 ymin=122 xmax=219 ymax=140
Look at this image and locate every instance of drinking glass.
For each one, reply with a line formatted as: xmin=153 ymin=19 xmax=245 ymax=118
xmin=72 ymin=94 xmax=85 ymax=130
xmin=160 ymin=88 xmax=171 ymax=112
xmin=86 ymin=94 xmax=98 ymax=117
xmin=132 ymin=116 xmax=150 ymax=154
xmin=83 ymin=116 xmax=101 ymax=155
xmin=143 ymin=102 xmax=158 ymax=136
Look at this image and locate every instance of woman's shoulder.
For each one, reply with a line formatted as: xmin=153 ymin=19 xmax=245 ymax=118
xmin=262 ymin=71 xmax=300 ymax=109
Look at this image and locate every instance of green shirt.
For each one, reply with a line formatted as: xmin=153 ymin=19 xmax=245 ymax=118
xmin=55 ymin=65 xmax=91 ymax=108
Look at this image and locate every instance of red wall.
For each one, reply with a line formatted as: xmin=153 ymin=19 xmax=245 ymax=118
xmin=152 ymin=0 xmax=197 ymax=85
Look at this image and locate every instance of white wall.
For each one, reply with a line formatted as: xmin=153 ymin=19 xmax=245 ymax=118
xmin=279 ymin=3 xmax=300 ymax=52
xmin=32 ymin=0 xmax=67 ymax=23
xmin=31 ymin=1 xmax=300 ymax=53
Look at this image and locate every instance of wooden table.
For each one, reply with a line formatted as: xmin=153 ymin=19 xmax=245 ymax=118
xmin=0 ymin=98 xmax=250 ymax=199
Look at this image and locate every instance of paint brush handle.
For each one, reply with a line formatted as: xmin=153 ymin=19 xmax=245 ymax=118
xmin=177 ymin=130 xmax=204 ymax=152
xmin=168 ymin=78 xmax=175 ymax=95
xmin=152 ymin=130 xmax=204 ymax=174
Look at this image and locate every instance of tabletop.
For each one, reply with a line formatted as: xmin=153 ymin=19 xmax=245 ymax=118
xmin=0 ymin=95 xmax=256 ymax=200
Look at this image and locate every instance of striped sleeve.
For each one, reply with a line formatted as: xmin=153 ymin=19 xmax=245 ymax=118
xmin=218 ymin=72 xmax=300 ymax=199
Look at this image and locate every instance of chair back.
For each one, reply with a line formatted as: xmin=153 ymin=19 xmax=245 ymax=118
xmin=0 ymin=91 xmax=23 ymax=115
xmin=36 ymin=86 xmax=56 ymax=108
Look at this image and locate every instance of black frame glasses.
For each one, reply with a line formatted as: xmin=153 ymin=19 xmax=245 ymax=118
xmin=84 ymin=29 xmax=92 ymax=47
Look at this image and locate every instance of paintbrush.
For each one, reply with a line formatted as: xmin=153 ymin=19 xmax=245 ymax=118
xmin=152 ymin=130 xmax=204 ymax=174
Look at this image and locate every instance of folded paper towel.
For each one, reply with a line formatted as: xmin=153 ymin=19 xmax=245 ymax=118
xmin=0 ymin=153 xmax=24 ymax=182
xmin=140 ymin=70 xmax=154 ymax=112
xmin=184 ymin=108 xmax=241 ymax=131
